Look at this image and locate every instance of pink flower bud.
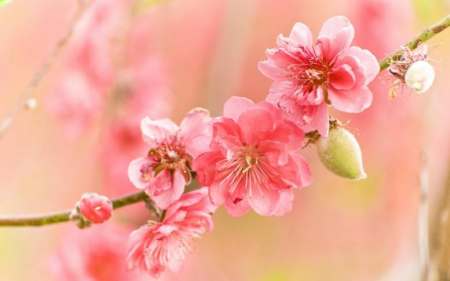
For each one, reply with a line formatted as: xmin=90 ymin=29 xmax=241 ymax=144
xmin=78 ymin=193 xmax=113 ymax=224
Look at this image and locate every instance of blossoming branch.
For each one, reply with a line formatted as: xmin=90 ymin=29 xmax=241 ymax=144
xmin=0 ymin=7 xmax=449 ymax=279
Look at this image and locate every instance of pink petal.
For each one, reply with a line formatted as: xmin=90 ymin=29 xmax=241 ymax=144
xmin=247 ymin=183 xmax=282 ymax=216
xmin=281 ymin=154 xmax=312 ymax=188
xmin=140 ymin=117 xmax=178 ymax=146
xmin=238 ymin=108 xmax=274 ymax=145
xmin=271 ymin=189 xmax=295 ymax=216
xmin=179 ymin=108 xmax=212 ymax=158
xmin=328 ymin=86 xmax=373 ymax=113
xmin=308 ymin=103 xmax=329 ymax=137
xmin=223 ymin=96 xmax=255 ymax=121
xmin=329 ymin=64 xmax=356 ymax=90
xmin=224 ymin=196 xmax=251 ymax=217
xmin=289 ymin=22 xmax=313 ymax=47
xmin=257 ymin=60 xmax=288 ymax=81
xmin=265 ymin=48 xmax=299 ymax=68
xmin=192 ymin=151 xmax=223 ymax=186
xmin=345 ymin=46 xmax=380 ymax=84
xmin=147 ymin=170 xmax=186 ymax=209
xmin=211 ymin=117 xmax=243 ymax=152
xmin=317 ymin=16 xmax=355 ymax=59
xmin=128 ymin=157 xmax=152 ymax=189
xmin=209 ymin=181 xmax=227 ymax=206
xmin=267 ymin=80 xmax=297 ymax=99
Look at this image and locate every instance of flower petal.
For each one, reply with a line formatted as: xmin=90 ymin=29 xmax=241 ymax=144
xmin=223 ymin=96 xmax=255 ymax=121
xmin=345 ymin=46 xmax=380 ymax=84
xmin=179 ymin=108 xmax=212 ymax=158
xmin=257 ymin=60 xmax=288 ymax=81
xmin=329 ymin=64 xmax=356 ymax=90
xmin=318 ymin=16 xmax=355 ymax=59
xmin=140 ymin=117 xmax=178 ymax=146
xmin=328 ymin=86 xmax=373 ymax=113
xmin=128 ymin=157 xmax=153 ymax=189
xmin=289 ymin=22 xmax=313 ymax=47
xmin=238 ymin=107 xmax=274 ymax=145
xmin=147 ymin=170 xmax=186 ymax=209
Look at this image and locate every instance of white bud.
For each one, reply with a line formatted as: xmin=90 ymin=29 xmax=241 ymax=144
xmin=317 ymin=127 xmax=366 ymax=180
xmin=404 ymin=60 xmax=435 ymax=94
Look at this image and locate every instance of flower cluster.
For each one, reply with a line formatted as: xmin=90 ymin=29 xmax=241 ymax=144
xmin=123 ymin=16 xmax=380 ymax=278
xmin=258 ymin=16 xmax=379 ymax=136
xmin=128 ymin=187 xmax=215 ymax=278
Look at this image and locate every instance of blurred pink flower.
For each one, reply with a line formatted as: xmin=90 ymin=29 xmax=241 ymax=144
xmin=100 ymin=57 xmax=172 ymax=196
xmin=69 ymin=0 xmax=125 ymax=87
xmin=128 ymin=109 xmax=212 ymax=209
xmin=46 ymin=71 xmax=102 ymax=137
xmin=47 ymin=0 xmax=126 ymax=136
xmin=51 ymin=225 xmax=145 ymax=281
xmin=193 ymin=96 xmax=311 ymax=217
xmin=78 ymin=192 xmax=113 ymax=224
xmin=128 ymin=187 xmax=215 ymax=278
xmin=258 ymin=16 xmax=379 ymax=136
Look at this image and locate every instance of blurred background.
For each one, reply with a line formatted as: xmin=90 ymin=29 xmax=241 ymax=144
xmin=0 ymin=0 xmax=449 ymax=280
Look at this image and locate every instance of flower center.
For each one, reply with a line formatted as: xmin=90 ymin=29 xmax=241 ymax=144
xmin=148 ymin=141 xmax=193 ymax=182
xmin=287 ymin=48 xmax=331 ymax=97
xmin=240 ymin=146 xmax=261 ymax=173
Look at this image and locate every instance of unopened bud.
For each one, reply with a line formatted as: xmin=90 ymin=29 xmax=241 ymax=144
xmin=404 ymin=60 xmax=435 ymax=94
xmin=317 ymin=127 xmax=366 ymax=180
xmin=78 ymin=193 xmax=113 ymax=224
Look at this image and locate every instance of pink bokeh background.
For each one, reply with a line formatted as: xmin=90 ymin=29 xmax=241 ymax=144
xmin=0 ymin=0 xmax=449 ymax=280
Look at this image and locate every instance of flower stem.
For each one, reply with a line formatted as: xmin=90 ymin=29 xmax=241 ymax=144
xmin=0 ymin=191 xmax=148 ymax=227
xmin=379 ymin=14 xmax=450 ymax=71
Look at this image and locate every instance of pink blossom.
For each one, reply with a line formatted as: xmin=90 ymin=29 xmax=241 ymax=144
xmin=78 ymin=192 xmax=113 ymax=224
xmin=128 ymin=109 xmax=212 ymax=209
xmin=193 ymin=96 xmax=311 ymax=217
xmin=51 ymin=225 xmax=145 ymax=281
xmin=100 ymin=56 xmax=172 ymax=196
xmin=127 ymin=188 xmax=215 ymax=278
xmin=258 ymin=16 xmax=379 ymax=136
xmin=46 ymin=71 xmax=102 ymax=137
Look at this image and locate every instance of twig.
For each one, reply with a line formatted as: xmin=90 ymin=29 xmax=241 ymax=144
xmin=0 ymin=0 xmax=90 ymax=139
xmin=0 ymin=191 xmax=149 ymax=227
xmin=379 ymin=14 xmax=450 ymax=71
xmin=0 ymin=11 xmax=449 ymax=231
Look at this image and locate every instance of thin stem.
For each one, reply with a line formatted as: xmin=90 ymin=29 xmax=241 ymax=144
xmin=0 ymin=12 xmax=449 ymax=230
xmin=379 ymin=14 xmax=450 ymax=71
xmin=0 ymin=191 xmax=148 ymax=227
xmin=0 ymin=0 xmax=91 ymax=139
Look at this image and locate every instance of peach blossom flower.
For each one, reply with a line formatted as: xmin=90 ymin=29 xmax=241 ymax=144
xmin=46 ymin=71 xmax=102 ymax=137
xmin=258 ymin=16 xmax=379 ymax=136
xmin=128 ymin=109 xmax=212 ymax=209
xmin=100 ymin=56 xmax=172 ymax=196
xmin=127 ymin=188 xmax=215 ymax=278
xmin=193 ymin=96 xmax=311 ymax=217
xmin=78 ymin=192 xmax=113 ymax=224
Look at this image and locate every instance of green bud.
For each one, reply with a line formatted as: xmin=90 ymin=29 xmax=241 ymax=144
xmin=317 ymin=127 xmax=366 ymax=180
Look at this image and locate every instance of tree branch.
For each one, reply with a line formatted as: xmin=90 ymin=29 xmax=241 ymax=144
xmin=0 ymin=0 xmax=91 ymax=139
xmin=0 ymin=13 xmax=449 ymax=230
xmin=379 ymin=14 xmax=450 ymax=71
xmin=0 ymin=191 xmax=148 ymax=227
